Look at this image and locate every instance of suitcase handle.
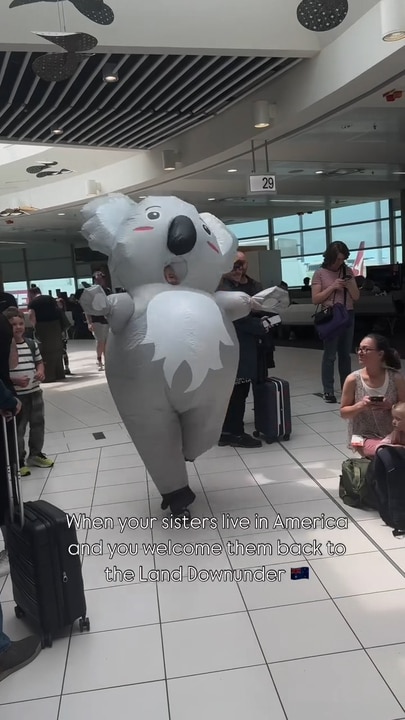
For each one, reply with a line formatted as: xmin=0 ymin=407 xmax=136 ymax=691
xmin=2 ymin=415 xmax=24 ymax=528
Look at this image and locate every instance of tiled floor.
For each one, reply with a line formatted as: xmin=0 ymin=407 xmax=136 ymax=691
xmin=1 ymin=341 xmax=405 ymax=719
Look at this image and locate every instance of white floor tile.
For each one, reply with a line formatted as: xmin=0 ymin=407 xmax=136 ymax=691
xmin=281 ymin=434 xmax=330 ymax=449
xmin=270 ymin=650 xmax=403 ymax=720
xmin=49 ymin=459 xmax=99 ymax=477
xmin=357 ymin=519 xmax=405 ymax=551
xmin=92 ymin=481 xmax=148 ymax=505
xmin=158 ymin=573 xmax=246 ymax=622
xmin=0 ymin=697 xmax=60 ymax=718
xmin=59 ymin=681 xmax=169 ymax=720
xmin=63 ymin=625 xmax=165 ymax=693
xmin=41 ymin=487 xmax=94 ymax=510
xmin=76 ymin=582 xmax=159 ymax=632
xmin=100 ymin=442 xmax=138 ymax=457
xmin=194 ymin=455 xmax=247 ymax=474
xmin=162 ymin=612 xmax=263 ymax=678
xmin=98 ymin=453 xmax=145 ymax=471
xmin=42 ymin=472 xmax=96 ymax=493
xmin=238 ymin=560 xmax=329 ymax=610
xmin=292 ymin=445 xmax=346 ymax=463
xmin=0 ymin=637 xmax=69 ymax=704
xmin=386 ymin=547 xmax=405 ymax=572
xmin=218 ymin=505 xmax=278 ymax=538
xmin=56 ymin=448 xmax=100 ymax=463
xmin=242 ymin=451 xmax=294 ymax=469
xmin=199 ymin=469 xmax=258 ymax=492
xmin=252 ymin=464 xmax=308 ymax=485
xmin=225 ymin=530 xmax=305 ymax=568
xmin=96 ymin=465 xmax=147 ymax=486
xmin=261 ymin=478 xmax=327 ymax=505
xmin=310 ymin=552 xmax=405 ymax=598
xmin=251 ymin=600 xmax=360 ymax=663
xmin=368 ymin=643 xmax=405 ymax=709
xmin=303 ymin=459 xmax=344 ymax=479
xmin=168 ymin=666 xmax=285 ymax=720
xmin=82 ymin=549 xmax=155 ymax=589
xmin=206 ymin=487 xmax=268 ymax=512
xmin=336 ymin=589 xmax=405 ymax=648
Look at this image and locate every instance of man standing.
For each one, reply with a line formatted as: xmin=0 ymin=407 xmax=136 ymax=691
xmin=217 ymin=252 xmax=272 ymax=449
xmin=85 ymin=271 xmax=111 ymax=371
xmin=28 ymin=288 xmax=65 ymax=382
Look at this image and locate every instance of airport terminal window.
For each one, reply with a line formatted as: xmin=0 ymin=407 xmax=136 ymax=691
xmin=331 ymin=220 xmax=390 ymax=250
xmin=226 ymin=220 xmax=268 ymax=238
xmin=273 ymin=215 xmax=300 ymax=234
xmin=281 ymin=253 xmax=325 ymax=288
xmin=238 ymin=236 xmax=269 ymax=248
xmin=274 ymin=229 xmax=327 ymax=257
xmin=4 ymin=280 xmax=29 ymax=307
xmin=29 ymin=277 xmax=76 ymax=297
xmin=301 ymin=210 xmax=327 ymax=230
xmin=331 ymin=200 xmax=389 ymax=226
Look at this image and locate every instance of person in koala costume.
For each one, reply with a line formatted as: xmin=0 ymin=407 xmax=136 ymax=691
xmin=79 ymin=194 xmax=284 ymax=518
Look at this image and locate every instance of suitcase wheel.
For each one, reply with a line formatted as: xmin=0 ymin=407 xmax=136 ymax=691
xmin=264 ymin=438 xmax=275 ymax=445
xmin=42 ymin=633 xmax=53 ymax=648
xmin=14 ymin=605 xmax=25 ymax=620
xmin=79 ymin=616 xmax=91 ymax=632
xmin=283 ymin=434 xmax=290 ymax=441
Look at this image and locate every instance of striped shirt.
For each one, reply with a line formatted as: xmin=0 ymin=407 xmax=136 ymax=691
xmin=10 ymin=340 xmax=42 ymax=396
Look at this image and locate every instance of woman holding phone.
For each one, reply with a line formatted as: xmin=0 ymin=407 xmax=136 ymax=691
xmin=311 ymin=241 xmax=360 ymax=403
xmin=340 ymin=334 xmax=405 ymax=457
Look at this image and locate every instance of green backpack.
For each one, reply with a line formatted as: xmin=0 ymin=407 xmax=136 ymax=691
xmin=339 ymin=458 xmax=378 ymax=509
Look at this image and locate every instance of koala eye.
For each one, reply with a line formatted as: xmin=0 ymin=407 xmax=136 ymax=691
xmin=202 ymin=223 xmax=211 ymax=235
xmin=146 ymin=210 xmax=161 ymax=220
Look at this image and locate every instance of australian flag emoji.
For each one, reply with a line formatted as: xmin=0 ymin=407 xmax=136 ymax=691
xmin=290 ymin=567 xmax=309 ymax=580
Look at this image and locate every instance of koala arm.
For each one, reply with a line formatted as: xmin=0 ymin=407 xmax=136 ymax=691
xmin=79 ymin=287 xmax=134 ymax=333
xmin=214 ymin=291 xmax=253 ymax=321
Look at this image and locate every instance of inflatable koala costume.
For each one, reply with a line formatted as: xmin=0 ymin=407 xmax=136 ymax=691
xmin=79 ymin=194 xmax=257 ymax=517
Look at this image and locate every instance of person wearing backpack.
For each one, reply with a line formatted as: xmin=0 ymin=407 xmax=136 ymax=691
xmin=3 ymin=308 xmax=54 ymax=477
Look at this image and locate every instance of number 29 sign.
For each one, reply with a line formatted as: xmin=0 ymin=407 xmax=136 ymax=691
xmin=249 ymin=174 xmax=277 ymax=194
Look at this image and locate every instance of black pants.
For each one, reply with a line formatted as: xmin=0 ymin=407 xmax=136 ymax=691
xmin=222 ymin=382 xmax=251 ymax=436
xmin=0 ymin=420 xmax=17 ymax=527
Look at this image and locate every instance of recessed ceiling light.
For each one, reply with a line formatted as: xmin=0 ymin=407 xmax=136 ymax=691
xmin=227 ymin=168 xmax=238 ymax=173
xmin=208 ymin=197 xmax=216 ymax=201
xmin=57 ymin=212 xmax=65 ymax=216
xmin=51 ymin=126 xmax=63 ymax=136
xmin=393 ymin=171 xmax=405 ymax=175
xmin=315 ymin=170 xmax=324 ymax=175
xmin=138 ymin=195 xmax=146 ymax=199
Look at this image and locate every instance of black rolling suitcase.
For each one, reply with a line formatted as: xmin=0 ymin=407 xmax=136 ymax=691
xmin=252 ymin=341 xmax=292 ymax=444
xmin=3 ymin=416 xmax=90 ymax=647
xmin=372 ymin=445 xmax=405 ymax=537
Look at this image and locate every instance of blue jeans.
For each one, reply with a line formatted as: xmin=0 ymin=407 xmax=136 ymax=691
xmin=321 ymin=312 xmax=354 ymax=395
xmin=0 ymin=602 xmax=11 ymax=655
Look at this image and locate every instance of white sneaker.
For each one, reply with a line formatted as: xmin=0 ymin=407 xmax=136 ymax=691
xmin=0 ymin=550 xmax=10 ymax=578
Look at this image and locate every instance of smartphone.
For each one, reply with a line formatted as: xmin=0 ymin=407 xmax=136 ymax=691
xmin=369 ymin=396 xmax=384 ymax=402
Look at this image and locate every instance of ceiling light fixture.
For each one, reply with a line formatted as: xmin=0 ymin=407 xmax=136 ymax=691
xmin=162 ymin=149 xmax=178 ymax=171
xmin=253 ymin=100 xmax=270 ymax=128
xmin=315 ymin=170 xmax=324 ymax=175
xmin=57 ymin=212 xmax=66 ymax=215
xmin=103 ymin=62 xmax=119 ymax=82
xmin=227 ymin=168 xmax=238 ymax=173
xmin=381 ymin=0 xmax=405 ymax=41
xmin=208 ymin=197 xmax=216 ymax=201
xmin=51 ymin=125 xmax=64 ymax=135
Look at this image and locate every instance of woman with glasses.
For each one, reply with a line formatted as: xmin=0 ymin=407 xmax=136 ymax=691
xmin=311 ymin=241 xmax=360 ymax=403
xmin=340 ymin=334 xmax=405 ymax=457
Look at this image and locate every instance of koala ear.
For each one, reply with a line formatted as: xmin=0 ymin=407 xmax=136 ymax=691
xmin=81 ymin=193 xmax=137 ymax=254
xmin=200 ymin=213 xmax=238 ymax=272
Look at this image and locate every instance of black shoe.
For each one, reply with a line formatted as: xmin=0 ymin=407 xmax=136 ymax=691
xmin=64 ymin=369 xmax=72 ymax=375
xmin=0 ymin=636 xmax=41 ymax=683
xmin=323 ymin=393 xmax=337 ymax=404
xmin=161 ymin=486 xmax=196 ymax=514
xmin=218 ymin=433 xmax=262 ymax=448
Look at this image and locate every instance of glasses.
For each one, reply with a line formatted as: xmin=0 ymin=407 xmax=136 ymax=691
xmin=232 ymin=264 xmax=244 ymax=271
xmin=356 ymin=347 xmax=377 ymax=354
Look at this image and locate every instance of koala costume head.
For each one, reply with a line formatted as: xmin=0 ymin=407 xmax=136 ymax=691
xmin=81 ymin=193 xmax=237 ymax=293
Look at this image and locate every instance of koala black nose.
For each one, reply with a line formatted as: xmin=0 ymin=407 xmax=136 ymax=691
xmin=167 ymin=216 xmax=197 ymax=256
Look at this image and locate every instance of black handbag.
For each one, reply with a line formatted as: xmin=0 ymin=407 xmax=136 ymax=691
xmin=313 ymin=306 xmax=333 ymax=325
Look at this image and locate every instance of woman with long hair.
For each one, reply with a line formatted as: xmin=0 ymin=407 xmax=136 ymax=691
xmin=340 ymin=333 xmax=405 ymax=457
xmin=312 ymin=241 xmax=360 ymax=403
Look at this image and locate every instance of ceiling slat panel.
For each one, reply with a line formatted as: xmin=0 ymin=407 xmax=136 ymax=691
xmin=0 ymin=51 xmax=300 ymax=149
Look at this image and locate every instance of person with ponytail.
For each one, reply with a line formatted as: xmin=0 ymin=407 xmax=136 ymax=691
xmin=340 ymin=334 xmax=405 ymax=457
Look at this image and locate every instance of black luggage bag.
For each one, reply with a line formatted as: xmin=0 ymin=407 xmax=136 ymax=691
xmin=252 ymin=336 xmax=292 ymax=444
xmin=253 ymin=377 xmax=292 ymax=444
xmin=2 ymin=416 xmax=90 ymax=647
xmin=372 ymin=445 xmax=405 ymax=537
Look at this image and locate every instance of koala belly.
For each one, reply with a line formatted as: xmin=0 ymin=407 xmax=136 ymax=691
xmin=105 ymin=290 xmax=239 ymax=414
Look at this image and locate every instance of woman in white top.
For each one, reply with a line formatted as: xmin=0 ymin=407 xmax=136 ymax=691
xmin=340 ymin=334 xmax=405 ymax=457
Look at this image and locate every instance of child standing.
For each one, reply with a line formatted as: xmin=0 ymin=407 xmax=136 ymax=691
xmin=4 ymin=309 xmax=54 ymax=477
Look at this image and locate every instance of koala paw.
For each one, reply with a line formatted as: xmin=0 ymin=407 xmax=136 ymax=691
xmin=80 ymin=286 xmax=110 ymax=316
